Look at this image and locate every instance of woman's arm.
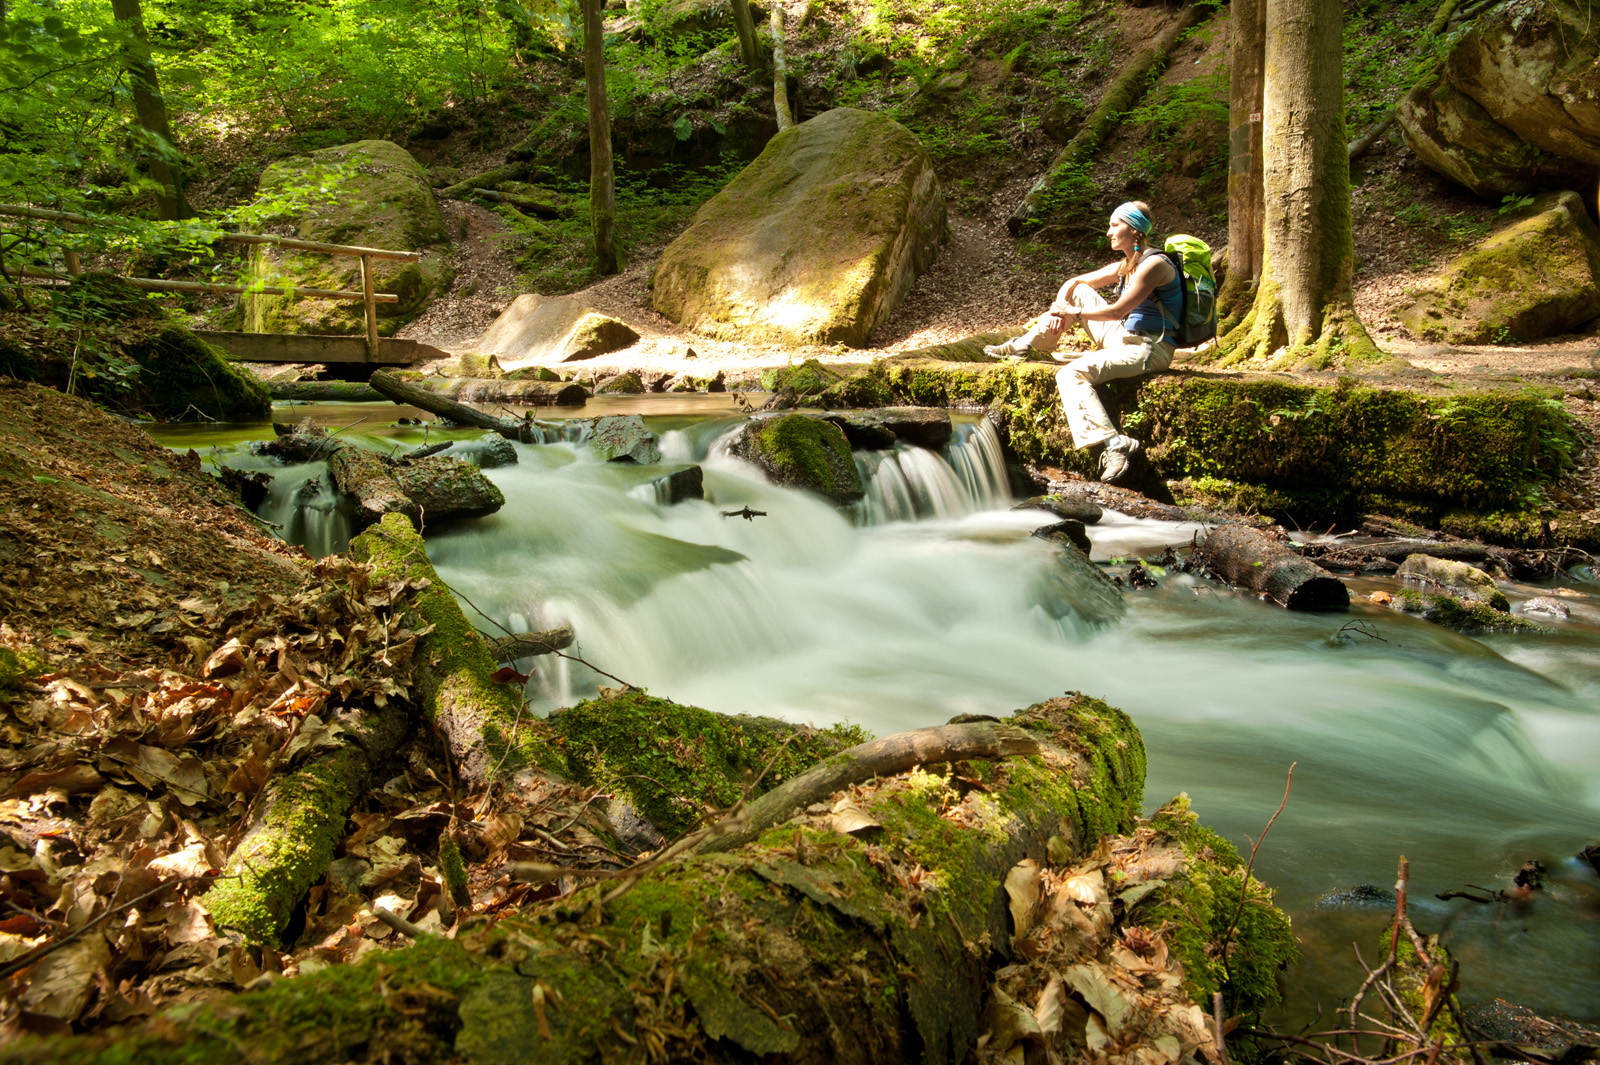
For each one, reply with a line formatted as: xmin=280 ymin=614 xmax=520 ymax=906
xmin=1071 ymin=255 xmax=1174 ymax=323
xmin=1052 ymin=261 xmax=1123 ymax=308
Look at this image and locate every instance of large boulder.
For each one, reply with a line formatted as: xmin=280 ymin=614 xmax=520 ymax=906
xmin=244 ymin=140 xmax=450 ymax=334
xmin=476 ymin=294 xmax=640 ymax=367
xmin=1395 ymin=81 xmax=1591 ymax=197
xmin=1392 ymin=191 xmax=1600 ymax=343
xmin=651 ymin=107 xmax=947 ymax=348
xmin=727 ymin=413 xmax=865 ymax=504
xmin=1396 ymin=0 xmax=1600 ymax=195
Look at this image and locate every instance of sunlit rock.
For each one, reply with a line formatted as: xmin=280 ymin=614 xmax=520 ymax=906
xmin=1397 ymin=0 xmax=1600 ymax=195
xmin=1392 ymin=191 xmax=1600 ymax=343
xmin=477 ymin=294 xmax=639 ymax=367
xmin=651 ymin=107 xmax=947 ymax=347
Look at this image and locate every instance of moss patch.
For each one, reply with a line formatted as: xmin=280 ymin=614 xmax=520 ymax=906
xmin=551 ymin=691 xmax=868 ymax=836
xmin=1144 ymin=795 xmax=1298 ymax=1018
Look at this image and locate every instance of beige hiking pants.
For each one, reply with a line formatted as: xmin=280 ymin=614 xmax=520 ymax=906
xmin=1019 ymin=288 xmax=1175 ymax=450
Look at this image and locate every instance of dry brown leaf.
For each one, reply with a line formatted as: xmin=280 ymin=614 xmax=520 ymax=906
xmin=5 ymin=764 xmax=103 ymax=798
xmin=829 ymin=797 xmax=882 ymax=836
xmin=1004 ymin=859 xmax=1042 ymax=944
xmin=18 ymin=932 xmax=111 ymax=1021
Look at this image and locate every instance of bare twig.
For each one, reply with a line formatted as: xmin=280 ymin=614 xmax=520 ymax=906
xmin=1220 ymin=762 xmax=1296 ymax=997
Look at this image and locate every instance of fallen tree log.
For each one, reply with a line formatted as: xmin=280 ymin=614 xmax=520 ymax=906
xmin=1193 ymin=522 xmax=1350 ymax=610
xmin=369 ymin=369 xmax=585 ymax=441
xmin=438 ymin=163 xmax=529 ymax=200
xmin=460 ymin=186 xmax=572 ymax=219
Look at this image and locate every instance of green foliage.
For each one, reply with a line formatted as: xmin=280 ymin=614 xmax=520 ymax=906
xmin=510 ymin=158 xmax=744 ymax=292
xmin=1127 ymin=62 xmax=1228 ymax=190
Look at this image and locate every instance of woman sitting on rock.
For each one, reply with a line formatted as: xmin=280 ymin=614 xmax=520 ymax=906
xmin=984 ymin=200 xmax=1181 ymax=484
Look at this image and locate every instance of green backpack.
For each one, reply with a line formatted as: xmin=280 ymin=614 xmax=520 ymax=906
xmin=1157 ymin=234 xmax=1218 ymax=346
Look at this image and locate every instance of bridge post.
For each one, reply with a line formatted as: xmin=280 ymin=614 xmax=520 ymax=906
xmin=360 ymin=253 xmax=378 ymax=361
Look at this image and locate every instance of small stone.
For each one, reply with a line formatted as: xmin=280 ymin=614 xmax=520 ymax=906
xmin=1519 ymin=596 xmax=1569 ymax=620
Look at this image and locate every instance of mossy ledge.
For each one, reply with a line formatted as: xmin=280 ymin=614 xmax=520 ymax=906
xmin=820 ymin=360 xmax=1593 ymax=546
xmin=8 ymin=695 xmax=1295 ymax=1064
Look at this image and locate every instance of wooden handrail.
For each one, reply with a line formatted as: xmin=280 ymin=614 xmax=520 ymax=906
xmin=0 ymin=204 xmax=421 ymax=262
xmin=4 ymin=264 xmax=400 ymax=302
xmin=0 ymin=202 xmax=425 ymax=359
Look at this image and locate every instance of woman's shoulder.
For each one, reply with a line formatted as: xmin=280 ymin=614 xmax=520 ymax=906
xmin=1138 ymin=249 xmax=1177 ymax=283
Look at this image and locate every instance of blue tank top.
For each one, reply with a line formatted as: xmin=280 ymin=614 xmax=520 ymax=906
xmin=1121 ymin=257 xmax=1183 ymax=336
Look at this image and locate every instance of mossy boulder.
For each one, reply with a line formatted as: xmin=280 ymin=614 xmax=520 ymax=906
xmin=476 ymin=294 xmax=639 ymax=366
xmin=729 ymin=412 xmax=865 ymax=504
xmin=1396 ymin=553 xmax=1509 ymax=610
xmin=1388 ymin=587 xmax=1543 ymax=632
xmin=449 ymin=352 xmax=504 ymax=379
xmin=1393 ymin=191 xmax=1600 ymax=343
xmin=1396 ymin=0 xmax=1600 ymax=195
xmin=0 ymin=276 xmax=269 ymax=419
xmin=652 ymin=107 xmax=947 ymax=347
xmin=246 ymin=140 xmax=449 ymax=334
xmin=595 ymin=371 xmax=645 ymax=394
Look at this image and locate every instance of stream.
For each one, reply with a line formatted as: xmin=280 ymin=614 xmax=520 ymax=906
xmin=155 ymin=395 xmax=1600 ymax=1026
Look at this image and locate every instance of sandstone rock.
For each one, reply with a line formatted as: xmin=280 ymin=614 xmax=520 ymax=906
xmin=1392 ymin=191 xmax=1600 ymax=343
xmin=818 ymin=407 xmax=953 ymax=450
xmin=451 ymin=352 xmax=504 ymax=379
xmin=652 ymin=108 xmax=946 ymax=347
xmin=587 ymin=415 xmax=661 ymax=464
xmin=247 ymin=140 xmax=449 ymax=333
xmin=728 ymin=413 xmax=865 ymax=504
xmin=1519 ymin=595 xmax=1570 ymax=620
xmin=1396 ymin=81 xmax=1590 ymax=198
xmin=392 ymin=457 xmax=507 ymax=524
xmin=651 ymin=465 xmax=705 ymax=504
xmin=473 ymin=436 xmax=520 ymax=469
xmin=477 ymin=295 xmax=639 ymax=367
xmin=1396 ymin=0 xmax=1600 ymax=195
xmin=1397 ymin=553 xmax=1509 ymax=610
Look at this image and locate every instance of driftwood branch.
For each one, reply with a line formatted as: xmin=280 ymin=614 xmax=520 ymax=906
xmin=485 ymin=625 xmax=576 ymax=661
xmin=699 ymin=721 xmax=1041 ymax=853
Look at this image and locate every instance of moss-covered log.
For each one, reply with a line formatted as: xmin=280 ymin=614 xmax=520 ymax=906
xmin=203 ymin=704 xmax=410 ymax=942
xmin=350 ymin=512 xmax=561 ymax=783
xmin=818 ymin=360 xmax=1594 ymax=545
xmin=11 ymin=696 xmax=1298 ymax=1065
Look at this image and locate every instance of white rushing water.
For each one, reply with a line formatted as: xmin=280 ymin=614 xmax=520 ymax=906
xmin=165 ymin=402 xmax=1600 ymax=1022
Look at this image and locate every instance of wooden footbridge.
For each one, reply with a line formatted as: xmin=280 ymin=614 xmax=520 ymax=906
xmin=0 ymin=204 xmax=448 ymax=366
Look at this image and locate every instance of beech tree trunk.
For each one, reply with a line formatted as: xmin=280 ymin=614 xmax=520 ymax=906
xmin=1219 ymin=0 xmax=1265 ymax=329
xmin=1192 ymin=523 xmax=1350 ymax=610
xmin=110 ymin=0 xmax=190 ymax=221
xmin=730 ymin=0 xmax=760 ymax=68
xmin=1220 ymin=0 xmax=1378 ymax=367
xmin=772 ymin=4 xmax=794 ymax=130
xmin=583 ymin=0 xmax=618 ymax=275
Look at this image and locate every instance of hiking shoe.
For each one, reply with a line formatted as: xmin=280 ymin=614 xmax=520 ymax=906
xmin=1099 ymin=434 xmax=1141 ymax=484
xmin=983 ymin=340 xmax=1030 ymax=361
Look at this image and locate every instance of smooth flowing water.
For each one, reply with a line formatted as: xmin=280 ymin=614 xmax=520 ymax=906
xmin=158 ymin=397 xmax=1600 ymax=1024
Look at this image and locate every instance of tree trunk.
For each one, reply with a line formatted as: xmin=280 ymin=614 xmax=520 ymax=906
xmin=1219 ymin=0 xmax=1265 ymax=329
xmin=772 ymin=4 xmax=794 ymax=130
xmin=1008 ymin=3 xmax=1210 ymax=234
xmin=1192 ymin=522 xmax=1350 ymax=610
xmin=583 ymin=0 xmax=618 ymax=275
xmin=730 ymin=0 xmax=760 ymax=69
xmin=110 ymin=0 xmax=191 ymax=221
xmin=1219 ymin=0 xmax=1380 ymax=368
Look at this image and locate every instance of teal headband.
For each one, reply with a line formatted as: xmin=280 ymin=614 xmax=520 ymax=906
xmin=1111 ymin=203 xmax=1153 ymax=235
